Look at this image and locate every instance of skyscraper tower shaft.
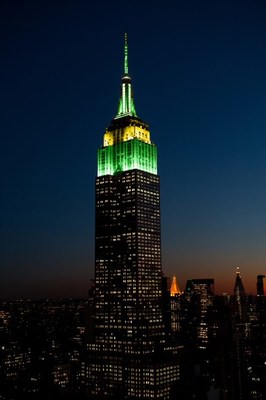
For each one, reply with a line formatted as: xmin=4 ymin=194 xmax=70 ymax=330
xmin=234 ymin=267 xmax=246 ymax=321
xmin=87 ymin=34 xmax=179 ymax=399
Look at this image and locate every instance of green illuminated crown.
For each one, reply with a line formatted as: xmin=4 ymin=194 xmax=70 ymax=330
xmin=97 ymin=34 xmax=157 ymax=177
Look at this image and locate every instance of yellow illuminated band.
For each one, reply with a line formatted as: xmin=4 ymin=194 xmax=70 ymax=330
xmin=104 ymin=125 xmax=151 ymax=147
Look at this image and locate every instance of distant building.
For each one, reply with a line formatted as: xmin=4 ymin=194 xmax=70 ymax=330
xmin=257 ymin=274 xmax=265 ymax=296
xmin=169 ymin=275 xmax=182 ymax=333
xmin=234 ymin=266 xmax=246 ymax=321
xmin=185 ymin=279 xmax=214 ymax=350
xmin=185 ymin=279 xmax=214 ymax=298
xmin=1 ymin=343 xmax=31 ymax=382
xmin=161 ymin=275 xmax=172 ymax=335
xmin=170 ymin=275 xmax=181 ymax=297
xmin=232 ymin=267 xmax=249 ymax=399
xmin=53 ymin=364 xmax=70 ymax=389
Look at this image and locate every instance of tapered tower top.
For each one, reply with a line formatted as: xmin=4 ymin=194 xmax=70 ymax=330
xmin=170 ymin=274 xmax=181 ymax=296
xmin=234 ymin=266 xmax=245 ymax=296
xmin=97 ymin=33 xmax=157 ymax=177
xmin=233 ymin=266 xmax=246 ymax=321
xmin=115 ymin=33 xmax=137 ymax=119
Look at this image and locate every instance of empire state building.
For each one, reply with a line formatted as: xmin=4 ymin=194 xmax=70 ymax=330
xmin=87 ymin=34 xmax=179 ymax=399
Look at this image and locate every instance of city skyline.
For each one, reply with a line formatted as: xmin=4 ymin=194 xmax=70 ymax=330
xmin=1 ymin=0 xmax=266 ymax=298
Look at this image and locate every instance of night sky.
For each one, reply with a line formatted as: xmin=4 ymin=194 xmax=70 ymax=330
xmin=1 ymin=0 xmax=266 ymax=298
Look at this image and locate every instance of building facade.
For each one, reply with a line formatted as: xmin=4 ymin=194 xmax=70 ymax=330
xmin=184 ymin=279 xmax=214 ymax=350
xmin=87 ymin=34 xmax=179 ymax=399
xmin=257 ymin=274 xmax=265 ymax=297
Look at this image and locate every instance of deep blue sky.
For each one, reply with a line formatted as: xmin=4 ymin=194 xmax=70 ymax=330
xmin=1 ymin=0 xmax=266 ymax=298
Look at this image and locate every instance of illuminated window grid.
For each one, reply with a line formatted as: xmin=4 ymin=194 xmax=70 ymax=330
xmin=94 ymin=170 xmax=164 ymax=342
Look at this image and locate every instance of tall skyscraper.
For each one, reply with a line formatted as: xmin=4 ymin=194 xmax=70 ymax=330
xmin=232 ymin=267 xmax=248 ymax=399
xmin=87 ymin=34 xmax=179 ymax=399
xmin=234 ymin=266 xmax=246 ymax=321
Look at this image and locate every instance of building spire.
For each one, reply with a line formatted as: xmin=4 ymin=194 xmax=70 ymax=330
xmin=115 ymin=32 xmax=137 ymax=119
xmin=170 ymin=274 xmax=181 ymax=296
xmin=124 ymin=32 xmax=128 ymax=75
xmin=234 ymin=266 xmax=245 ymax=294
